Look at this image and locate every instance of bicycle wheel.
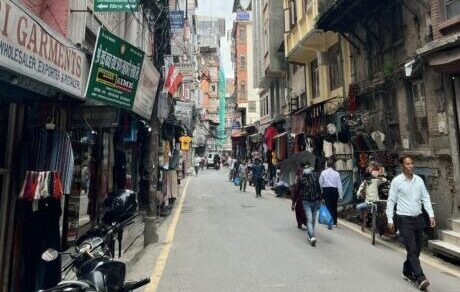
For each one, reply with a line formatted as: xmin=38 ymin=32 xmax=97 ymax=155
xmin=371 ymin=206 xmax=377 ymax=245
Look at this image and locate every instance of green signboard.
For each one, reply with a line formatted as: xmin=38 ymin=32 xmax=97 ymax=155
xmin=94 ymin=0 xmax=139 ymax=12
xmin=85 ymin=28 xmax=144 ymax=110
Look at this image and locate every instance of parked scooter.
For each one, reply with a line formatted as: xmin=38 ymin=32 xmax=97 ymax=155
xmin=39 ymin=190 xmax=149 ymax=291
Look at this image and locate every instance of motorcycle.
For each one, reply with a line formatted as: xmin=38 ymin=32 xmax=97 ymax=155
xmin=40 ymin=237 xmax=149 ymax=291
xmin=39 ymin=190 xmax=149 ymax=291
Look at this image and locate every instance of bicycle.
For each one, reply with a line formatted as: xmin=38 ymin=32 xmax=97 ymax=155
xmin=361 ymin=200 xmax=388 ymax=245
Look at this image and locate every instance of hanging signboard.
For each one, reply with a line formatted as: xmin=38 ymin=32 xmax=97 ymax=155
xmin=133 ymin=58 xmax=160 ymax=119
xmin=170 ymin=11 xmax=185 ymax=29
xmin=236 ymin=11 xmax=250 ymax=22
xmin=0 ymin=0 xmax=87 ymax=98
xmin=85 ymin=28 xmax=145 ymax=111
xmin=175 ymin=101 xmax=194 ymax=126
xmin=94 ymin=0 xmax=139 ymax=12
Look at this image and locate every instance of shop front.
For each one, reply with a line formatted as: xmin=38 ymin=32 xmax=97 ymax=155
xmin=0 ymin=1 xmax=89 ymax=289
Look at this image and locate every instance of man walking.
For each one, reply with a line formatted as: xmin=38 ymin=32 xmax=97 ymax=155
xmin=251 ymin=158 xmax=265 ymax=197
xmin=319 ymin=160 xmax=342 ymax=229
xmin=292 ymin=164 xmax=322 ymax=246
xmin=194 ymin=156 xmax=201 ymax=176
xmin=238 ymin=160 xmax=248 ymax=192
xmin=386 ymin=155 xmax=435 ymax=290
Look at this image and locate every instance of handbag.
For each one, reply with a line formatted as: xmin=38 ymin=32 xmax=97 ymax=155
xmin=318 ymin=204 xmax=333 ymax=226
xmin=233 ymin=177 xmax=241 ymax=186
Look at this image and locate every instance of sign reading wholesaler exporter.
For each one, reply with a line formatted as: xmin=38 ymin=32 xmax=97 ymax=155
xmin=94 ymin=0 xmax=139 ymax=12
xmin=0 ymin=0 xmax=86 ymax=98
xmin=85 ymin=28 xmax=144 ymax=111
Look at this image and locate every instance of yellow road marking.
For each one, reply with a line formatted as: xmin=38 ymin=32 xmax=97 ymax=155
xmin=338 ymin=219 xmax=460 ymax=278
xmin=145 ymin=177 xmax=191 ymax=292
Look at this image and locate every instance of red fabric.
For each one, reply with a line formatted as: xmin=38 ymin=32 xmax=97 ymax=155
xmin=264 ymin=127 xmax=278 ymax=151
xmin=164 ymin=65 xmax=183 ymax=96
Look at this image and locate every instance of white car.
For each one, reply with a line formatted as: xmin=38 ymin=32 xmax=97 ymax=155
xmin=206 ymin=152 xmax=220 ymax=168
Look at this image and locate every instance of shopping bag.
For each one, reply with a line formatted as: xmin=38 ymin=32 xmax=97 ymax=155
xmin=318 ymin=204 xmax=333 ymax=226
xmin=233 ymin=177 xmax=241 ymax=186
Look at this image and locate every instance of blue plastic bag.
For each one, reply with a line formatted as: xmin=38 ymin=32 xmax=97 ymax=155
xmin=233 ymin=177 xmax=241 ymax=186
xmin=318 ymin=204 xmax=333 ymax=226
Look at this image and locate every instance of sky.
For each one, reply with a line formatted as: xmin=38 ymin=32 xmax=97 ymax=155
xmin=196 ymin=0 xmax=235 ymax=79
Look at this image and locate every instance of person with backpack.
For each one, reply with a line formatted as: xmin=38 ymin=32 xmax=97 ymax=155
xmin=292 ymin=163 xmax=322 ymax=246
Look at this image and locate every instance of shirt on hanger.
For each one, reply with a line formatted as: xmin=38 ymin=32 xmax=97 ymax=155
xmin=179 ymin=136 xmax=192 ymax=151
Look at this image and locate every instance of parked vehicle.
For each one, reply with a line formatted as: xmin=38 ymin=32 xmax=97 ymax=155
xmin=206 ymin=152 xmax=220 ymax=169
xmin=39 ymin=190 xmax=149 ymax=291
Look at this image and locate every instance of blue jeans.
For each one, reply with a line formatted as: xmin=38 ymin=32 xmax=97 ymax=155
xmin=356 ymin=202 xmax=371 ymax=214
xmin=303 ymin=200 xmax=320 ymax=237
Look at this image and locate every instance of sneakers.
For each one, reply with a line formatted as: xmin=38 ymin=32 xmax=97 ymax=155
xmin=402 ymin=272 xmax=416 ymax=284
xmin=417 ymin=278 xmax=430 ymax=291
xmin=310 ymin=237 xmax=317 ymax=247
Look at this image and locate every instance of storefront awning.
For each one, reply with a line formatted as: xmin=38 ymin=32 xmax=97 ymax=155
xmin=273 ymin=132 xmax=288 ymax=139
xmin=231 ymin=130 xmax=247 ymax=138
xmin=429 ymin=47 xmax=460 ymax=74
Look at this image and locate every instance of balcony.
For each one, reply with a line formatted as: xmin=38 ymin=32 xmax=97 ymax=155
xmin=284 ymin=0 xmax=338 ymax=63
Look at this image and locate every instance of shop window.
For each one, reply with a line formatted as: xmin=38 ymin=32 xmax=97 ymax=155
xmin=409 ymin=80 xmax=429 ymax=146
xmin=445 ymin=0 xmax=460 ymax=20
xmin=328 ymin=44 xmax=343 ymax=90
xmin=249 ymin=101 xmax=257 ymax=113
xmin=311 ymin=59 xmax=320 ymax=98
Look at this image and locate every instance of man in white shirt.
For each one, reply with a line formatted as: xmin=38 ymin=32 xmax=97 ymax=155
xmin=386 ymin=155 xmax=435 ymax=291
xmin=319 ymin=159 xmax=343 ymax=229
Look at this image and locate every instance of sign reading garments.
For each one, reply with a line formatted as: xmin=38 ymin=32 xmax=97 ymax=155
xmin=0 ymin=0 xmax=87 ymax=98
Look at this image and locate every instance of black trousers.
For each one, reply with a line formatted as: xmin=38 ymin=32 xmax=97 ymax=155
xmin=255 ymin=178 xmax=263 ymax=196
xmin=323 ymin=187 xmax=339 ymax=225
xmin=398 ymin=215 xmax=425 ymax=279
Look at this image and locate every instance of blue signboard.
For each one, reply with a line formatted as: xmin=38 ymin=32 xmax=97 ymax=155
xmin=170 ymin=11 xmax=184 ymax=29
xmin=236 ymin=11 xmax=250 ymax=22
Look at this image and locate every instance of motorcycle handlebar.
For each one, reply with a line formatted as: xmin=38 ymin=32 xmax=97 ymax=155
xmin=122 ymin=278 xmax=150 ymax=291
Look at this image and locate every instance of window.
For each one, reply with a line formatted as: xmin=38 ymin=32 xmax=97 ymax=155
xmin=445 ymin=0 xmax=460 ymax=19
xmin=239 ymin=26 xmax=246 ymax=42
xmin=409 ymin=80 xmax=429 ymax=146
xmin=302 ymin=0 xmax=311 ymax=13
xmin=328 ymin=44 xmax=343 ymax=90
xmin=289 ymin=0 xmax=297 ymax=28
xmin=249 ymin=101 xmax=256 ymax=113
xmin=240 ymin=82 xmax=246 ymax=96
xmin=240 ymin=55 xmax=246 ymax=69
xmin=311 ymin=59 xmax=320 ymax=98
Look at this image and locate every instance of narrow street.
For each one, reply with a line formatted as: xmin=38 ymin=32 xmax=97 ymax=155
xmin=134 ymin=169 xmax=460 ymax=292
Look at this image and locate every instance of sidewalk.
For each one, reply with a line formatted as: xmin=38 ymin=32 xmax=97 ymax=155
xmin=266 ymin=188 xmax=460 ymax=277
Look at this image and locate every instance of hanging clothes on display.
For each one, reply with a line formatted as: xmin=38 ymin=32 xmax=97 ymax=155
xmin=22 ymin=128 xmax=74 ymax=194
xmin=17 ymin=127 xmax=74 ymax=291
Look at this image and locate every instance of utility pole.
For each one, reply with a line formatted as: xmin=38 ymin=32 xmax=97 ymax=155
xmin=144 ymin=97 xmax=160 ymax=245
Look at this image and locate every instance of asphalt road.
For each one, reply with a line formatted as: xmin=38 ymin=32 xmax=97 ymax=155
xmin=151 ymin=169 xmax=460 ymax=292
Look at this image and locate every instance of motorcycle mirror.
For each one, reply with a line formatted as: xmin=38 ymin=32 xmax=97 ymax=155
xmin=41 ymin=248 xmax=59 ymax=262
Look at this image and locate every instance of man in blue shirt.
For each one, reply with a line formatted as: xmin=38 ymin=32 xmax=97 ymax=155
xmin=386 ymin=155 xmax=435 ymax=291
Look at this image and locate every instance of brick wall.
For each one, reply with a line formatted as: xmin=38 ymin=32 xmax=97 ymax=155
xmin=21 ymin=0 xmax=70 ymax=37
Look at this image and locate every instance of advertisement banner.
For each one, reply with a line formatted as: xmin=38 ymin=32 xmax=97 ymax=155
xmin=85 ymin=28 xmax=145 ymax=111
xmin=175 ymin=101 xmax=194 ymax=126
xmin=133 ymin=58 xmax=160 ymax=119
xmin=170 ymin=11 xmax=184 ymax=29
xmin=0 ymin=0 xmax=87 ymax=98
xmin=94 ymin=0 xmax=139 ymax=12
